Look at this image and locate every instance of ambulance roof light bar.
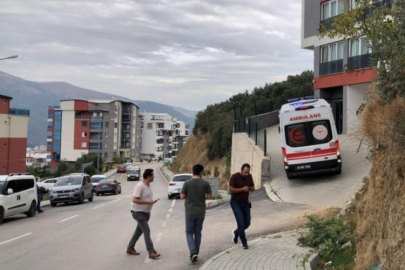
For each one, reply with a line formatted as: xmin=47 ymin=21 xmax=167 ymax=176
xmin=287 ymin=95 xmax=318 ymax=103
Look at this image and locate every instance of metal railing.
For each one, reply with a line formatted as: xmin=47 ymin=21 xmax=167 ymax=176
xmin=348 ymin=53 xmax=373 ymax=70
xmin=234 ymin=118 xmax=267 ymax=156
xmin=9 ymin=108 xmax=30 ymax=116
xmin=319 ymin=59 xmax=344 ymax=76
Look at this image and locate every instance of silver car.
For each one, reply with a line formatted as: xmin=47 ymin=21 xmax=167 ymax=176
xmin=49 ymin=173 xmax=93 ymax=207
xmin=167 ymin=174 xmax=193 ymax=199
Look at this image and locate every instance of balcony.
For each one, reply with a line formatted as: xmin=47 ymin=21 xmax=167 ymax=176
xmin=121 ymin=127 xmax=131 ymax=131
xmin=365 ymin=0 xmax=392 ymax=16
xmin=9 ymin=108 xmax=30 ymax=116
xmin=319 ymin=59 xmax=344 ymax=76
xmin=348 ymin=53 xmax=372 ymax=70
xmin=48 ymin=106 xmax=60 ymax=109
xmin=47 ymin=135 xmax=53 ymax=139
xmin=122 ymin=116 xmax=131 ymax=123
xmin=89 ymin=144 xmax=102 ymax=150
xmin=90 ymin=136 xmax=102 ymax=142
xmin=75 ymin=116 xmax=103 ymax=120
xmin=47 ymin=124 xmax=53 ymax=129
xmin=122 ymin=108 xmax=132 ymax=114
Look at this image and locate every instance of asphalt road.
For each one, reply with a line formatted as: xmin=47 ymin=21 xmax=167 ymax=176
xmin=0 ymin=162 xmax=325 ymax=270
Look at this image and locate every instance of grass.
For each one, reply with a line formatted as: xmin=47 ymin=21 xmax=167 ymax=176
xmin=302 ymin=253 xmax=311 ymax=268
xmin=331 ymin=245 xmax=356 ymax=270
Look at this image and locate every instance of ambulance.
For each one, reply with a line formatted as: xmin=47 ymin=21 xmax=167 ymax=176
xmin=279 ymin=96 xmax=342 ymax=179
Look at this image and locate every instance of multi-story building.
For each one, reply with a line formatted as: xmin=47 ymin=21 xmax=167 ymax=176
xmin=301 ymin=0 xmax=387 ymax=134
xmin=141 ymin=113 xmax=190 ymax=160
xmin=47 ymin=99 xmax=141 ymax=170
xmin=0 ymin=95 xmax=30 ymax=174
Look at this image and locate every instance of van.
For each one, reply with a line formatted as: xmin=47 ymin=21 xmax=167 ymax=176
xmin=0 ymin=174 xmax=38 ymax=224
xmin=279 ymin=96 xmax=342 ymax=179
xmin=49 ymin=173 xmax=93 ymax=206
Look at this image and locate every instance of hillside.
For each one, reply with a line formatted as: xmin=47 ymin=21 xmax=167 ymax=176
xmin=0 ymin=71 xmax=196 ymax=147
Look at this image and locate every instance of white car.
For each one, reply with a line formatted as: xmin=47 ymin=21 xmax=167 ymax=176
xmin=0 ymin=174 xmax=38 ymax=224
xmin=37 ymin=178 xmax=57 ymax=190
xmin=167 ymin=174 xmax=193 ymax=199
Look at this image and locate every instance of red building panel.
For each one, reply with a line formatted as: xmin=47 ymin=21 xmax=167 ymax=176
xmin=74 ymin=118 xmax=90 ymax=150
xmin=0 ymin=138 xmax=27 ymax=174
xmin=0 ymin=96 xmax=11 ymax=115
xmin=74 ymin=100 xmax=89 ymax=111
xmin=314 ymin=68 xmax=375 ymax=89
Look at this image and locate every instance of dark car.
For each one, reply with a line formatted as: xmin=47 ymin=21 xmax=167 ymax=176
xmin=127 ymin=168 xmax=141 ymax=181
xmin=95 ymin=179 xmax=122 ymax=196
xmin=116 ymin=166 xmax=127 ymax=173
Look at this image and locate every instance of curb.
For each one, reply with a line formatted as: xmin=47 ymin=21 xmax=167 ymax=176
xmin=263 ymin=180 xmax=282 ymax=202
xmin=306 ymin=253 xmax=320 ymax=269
xmin=206 ymin=197 xmax=231 ymax=209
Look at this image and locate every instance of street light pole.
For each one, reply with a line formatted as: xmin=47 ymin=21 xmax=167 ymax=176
xmin=0 ymin=55 xmax=18 ymax=61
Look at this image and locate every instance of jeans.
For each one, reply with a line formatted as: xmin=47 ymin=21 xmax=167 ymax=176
xmin=128 ymin=211 xmax=155 ymax=253
xmin=185 ymin=214 xmax=205 ymax=256
xmin=37 ymin=195 xmax=42 ymax=212
xmin=230 ymin=197 xmax=251 ymax=245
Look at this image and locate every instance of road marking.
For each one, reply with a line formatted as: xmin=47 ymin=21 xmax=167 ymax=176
xmin=171 ymin=200 xmax=176 ymax=208
xmin=144 ymin=256 xmax=152 ymax=263
xmin=58 ymin=215 xmax=79 ymax=223
xmin=162 ymin=220 xmax=167 ymax=227
xmin=169 ymin=208 xmax=173 ymax=212
xmin=125 ymin=195 xmax=130 ymax=198
xmin=0 ymin=233 xmax=32 ymax=245
xmin=93 ymin=204 xmax=105 ymax=209
xmin=156 ymin=232 xmax=162 ymax=242
xmin=111 ymin=199 xmax=121 ymax=203
xmin=166 ymin=214 xmax=170 ymax=219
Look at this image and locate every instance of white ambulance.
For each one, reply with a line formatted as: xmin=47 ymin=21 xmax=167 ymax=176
xmin=279 ymin=96 xmax=342 ymax=179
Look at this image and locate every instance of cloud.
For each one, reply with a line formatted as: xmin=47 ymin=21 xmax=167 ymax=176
xmin=0 ymin=0 xmax=313 ymax=111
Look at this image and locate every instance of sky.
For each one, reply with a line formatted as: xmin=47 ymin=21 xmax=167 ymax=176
xmin=0 ymin=0 xmax=313 ymax=111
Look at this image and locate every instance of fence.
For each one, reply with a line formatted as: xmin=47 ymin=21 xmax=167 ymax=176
xmin=234 ymin=118 xmax=267 ymax=156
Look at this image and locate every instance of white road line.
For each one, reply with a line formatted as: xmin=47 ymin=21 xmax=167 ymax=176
xmin=162 ymin=221 xmax=167 ymax=227
xmin=171 ymin=200 xmax=176 ymax=208
xmin=58 ymin=215 xmax=79 ymax=223
xmin=125 ymin=195 xmax=130 ymax=198
xmin=144 ymin=256 xmax=152 ymax=263
xmin=156 ymin=232 xmax=162 ymax=242
xmin=169 ymin=208 xmax=173 ymax=212
xmin=111 ymin=199 xmax=121 ymax=203
xmin=0 ymin=233 xmax=32 ymax=245
xmin=92 ymin=204 xmax=105 ymax=210
xmin=166 ymin=214 xmax=170 ymax=219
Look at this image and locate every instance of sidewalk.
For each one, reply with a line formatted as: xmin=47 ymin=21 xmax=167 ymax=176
xmin=200 ymin=229 xmax=318 ymax=270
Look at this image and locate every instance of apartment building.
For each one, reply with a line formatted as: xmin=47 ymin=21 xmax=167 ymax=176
xmin=301 ymin=0 xmax=389 ymax=134
xmin=47 ymin=99 xmax=141 ymax=170
xmin=141 ymin=113 xmax=190 ymax=160
xmin=0 ymin=95 xmax=30 ymax=174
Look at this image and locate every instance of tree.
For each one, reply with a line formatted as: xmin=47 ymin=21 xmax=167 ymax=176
xmin=319 ymin=0 xmax=405 ymax=102
xmin=74 ymin=153 xmax=104 ymax=175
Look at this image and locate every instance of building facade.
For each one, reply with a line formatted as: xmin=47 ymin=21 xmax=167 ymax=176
xmin=0 ymin=95 xmax=30 ymax=174
xmin=47 ymin=99 xmax=141 ymax=170
xmin=301 ymin=0 xmax=387 ymax=134
xmin=140 ymin=113 xmax=190 ymax=160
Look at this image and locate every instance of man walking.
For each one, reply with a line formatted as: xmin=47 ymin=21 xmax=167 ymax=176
xmin=127 ymin=169 xmax=160 ymax=259
xmin=180 ymin=164 xmax=212 ymax=263
xmin=36 ymin=177 xmax=44 ymax=213
xmin=229 ymin=163 xmax=255 ymax=249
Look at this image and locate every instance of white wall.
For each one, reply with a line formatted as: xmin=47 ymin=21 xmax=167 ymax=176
xmin=60 ymin=111 xmax=88 ymax=162
xmin=347 ymin=83 xmax=370 ymax=134
xmin=0 ymin=115 xmax=29 ymax=138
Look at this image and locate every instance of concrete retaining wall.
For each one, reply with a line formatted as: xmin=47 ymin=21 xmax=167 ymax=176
xmin=250 ymin=110 xmax=279 ymax=128
xmin=231 ymin=133 xmax=271 ymax=189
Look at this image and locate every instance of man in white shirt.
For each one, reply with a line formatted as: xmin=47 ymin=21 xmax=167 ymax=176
xmin=126 ymin=168 xmax=160 ymax=259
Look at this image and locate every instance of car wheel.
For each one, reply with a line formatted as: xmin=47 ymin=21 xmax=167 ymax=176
xmin=88 ymin=192 xmax=94 ymax=202
xmin=96 ymin=193 xmax=99 ymax=196
xmin=25 ymin=201 xmax=37 ymax=217
xmin=0 ymin=207 xmax=4 ymax=225
xmin=127 ymin=178 xmax=130 ymax=181
xmin=118 ymin=188 xmax=121 ymax=194
xmin=286 ymin=173 xmax=294 ymax=180
xmin=114 ymin=189 xmax=118 ymax=195
xmin=78 ymin=193 xmax=85 ymax=204
xmin=168 ymin=195 xmax=171 ymax=200
xmin=51 ymin=202 xmax=57 ymax=207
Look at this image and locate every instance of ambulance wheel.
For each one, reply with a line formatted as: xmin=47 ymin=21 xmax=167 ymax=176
xmin=286 ymin=173 xmax=294 ymax=180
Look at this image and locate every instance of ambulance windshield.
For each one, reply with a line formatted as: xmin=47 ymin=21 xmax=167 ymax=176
xmin=285 ymin=120 xmax=332 ymax=147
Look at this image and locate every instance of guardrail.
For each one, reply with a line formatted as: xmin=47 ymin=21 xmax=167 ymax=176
xmin=9 ymin=108 xmax=30 ymax=116
xmin=234 ymin=118 xmax=267 ymax=156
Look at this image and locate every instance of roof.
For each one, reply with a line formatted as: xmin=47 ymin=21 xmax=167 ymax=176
xmin=89 ymin=99 xmax=140 ymax=109
xmin=280 ymin=98 xmax=330 ymax=114
xmin=0 ymin=94 xmax=13 ymax=100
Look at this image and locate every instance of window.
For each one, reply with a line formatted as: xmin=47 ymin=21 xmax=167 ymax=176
xmin=321 ymin=0 xmax=344 ymax=20
xmin=321 ymin=42 xmax=344 ymax=63
xmin=350 ymin=37 xmax=370 ymax=57
xmin=105 ymin=122 xmax=109 ymax=128
xmin=82 ymin=121 xmax=87 ymax=127
xmin=114 ymin=123 xmax=118 ymax=128
xmin=147 ymin=123 xmax=153 ymax=129
xmin=285 ymin=120 xmax=333 ymax=148
xmin=81 ymin=142 xmax=87 ymax=148
xmin=82 ymin=132 xmax=87 ymax=137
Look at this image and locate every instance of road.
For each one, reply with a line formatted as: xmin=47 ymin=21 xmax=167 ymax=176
xmin=0 ymin=162 xmax=325 ymax=270
xmin=266 ymin=125 xmax=371 ymax=207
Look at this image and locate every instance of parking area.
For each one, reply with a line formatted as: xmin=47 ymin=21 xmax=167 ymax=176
xmin=265 ymin=125 xmax=371 ymax=207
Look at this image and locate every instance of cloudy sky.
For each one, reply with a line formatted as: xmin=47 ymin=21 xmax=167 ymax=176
xmin=0 ymin=0 xmax=313 ymax=111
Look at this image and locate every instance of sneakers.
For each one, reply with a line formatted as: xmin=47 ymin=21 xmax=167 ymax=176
xmin=149 ymin=251 xmax=160 ymax=259
xmin=126 ymin=248 xmax=140 ymax=255
xmin=242 ymin=244 xmax=249 ymax=250
xmin=232 ymin=230 xmax=238 ymax=244
xmin=191 ymin=254 xmax=198 ymax=263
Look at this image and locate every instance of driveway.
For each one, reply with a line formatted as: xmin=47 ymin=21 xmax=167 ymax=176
xmin=265 ymin=125 xmax=371 ymax=207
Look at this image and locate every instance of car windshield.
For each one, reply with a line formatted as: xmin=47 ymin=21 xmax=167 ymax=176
xmin=55 ymin=176 xmax=82 ymax=186
xmin=91 ymin=177 xmax=105 ymax=183
xmin=172 ymin=175 xmax=192 ymax=182
xmin=0 ymin=180 xmax=5 ymax=190
xmin=129 ymin=170 xmax=139 ymax=174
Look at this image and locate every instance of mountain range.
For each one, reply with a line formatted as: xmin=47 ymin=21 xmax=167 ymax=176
xmin=0 ymin=71 xmax=197 ymax=147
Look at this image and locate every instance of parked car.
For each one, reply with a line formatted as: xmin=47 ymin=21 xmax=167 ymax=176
xmin=127 ymin=167 xmax=141 ymax=181
xmin=95 ymin=179 xmax=122 ymax=196
xmin=0 ymin=174 xmax=37 ymax=224
xmin=37 ymin=178 xmax=57 ymax=190
xmin=49 ymin=173 xmax=93 ymax=207
xmin=167 ymin=173 xmax=193 ymax=199
xmin=123 ymin=162 xmax=132 ymax=168
xmin=163 ymin=158 xmax=172 ymax=166
xmin=91 ymin=175 xmax=107 ymax=191
xmin=116 ymin=166 xmax=127 ymax=173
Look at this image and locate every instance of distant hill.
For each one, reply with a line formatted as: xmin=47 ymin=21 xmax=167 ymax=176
xmin=0 ymin=71 xmax=197 ymax=147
